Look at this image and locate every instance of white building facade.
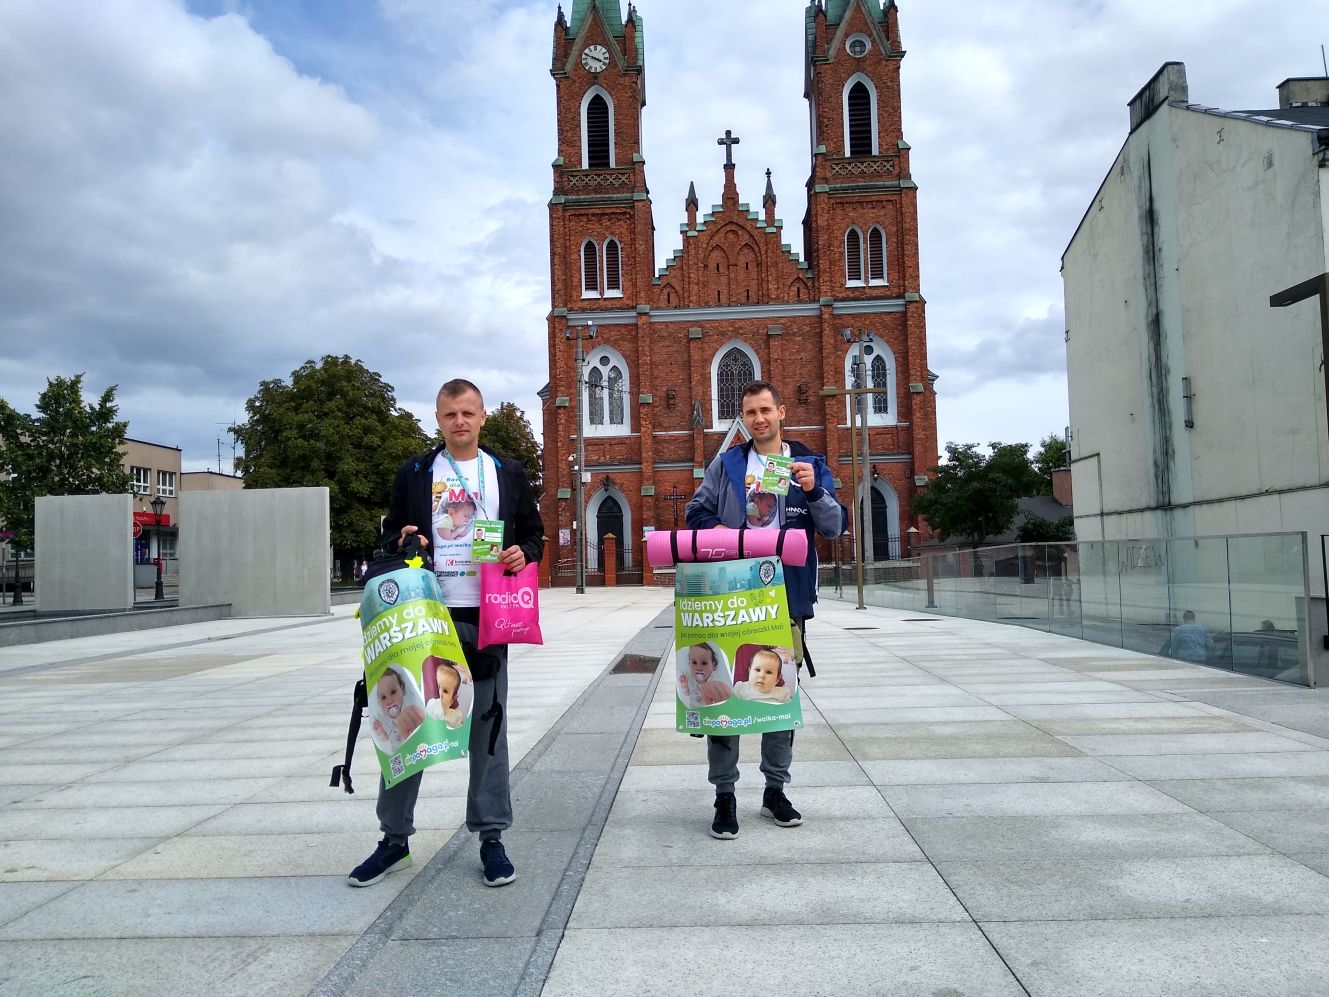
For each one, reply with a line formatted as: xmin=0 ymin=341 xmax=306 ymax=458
xmin=1064 ymin=64 xmax=1329 ymax=597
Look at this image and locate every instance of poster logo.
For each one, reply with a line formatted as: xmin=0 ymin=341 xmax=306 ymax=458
xmin=758 ymin=560 xmax=777 ymax=586
xmin=378 ymin=579 xmax=400 ymax=605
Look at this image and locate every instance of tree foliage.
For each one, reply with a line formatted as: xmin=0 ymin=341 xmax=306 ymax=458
xmin=479 ymin=402 xmax=543 ymax=499
xmin=1032 ymin=433 xmax=1069 ymax=493
xmin=913 ymin=441 xmax=1042 ymax=548
xmin=0 ymin=374 xmax=132 ymax=551
xmin=231 ymin=356 xmax=428 ymax=556
xmin=1016 ymin=514 xmax=1076 ymax=543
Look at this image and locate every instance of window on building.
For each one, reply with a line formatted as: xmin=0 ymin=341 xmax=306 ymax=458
xmin=847 ymin=81 xmax=872 ymax=156
xmin=604 ymin=238 xmax=622 ymax=295
xmin=581 ymin=239 xmax=600 ymax=297
xmin=871 ymin=354 xmax=889 ymax=414
xmin=131 ymin=466 xmax=150 ymax=495
xmin=585 ymin=93 xmax=611 ymax=168
xmin=867 ymin=225 xmax=887 ymax=284
xmin=156 ymin=470 xmax=176 ymax=497
xmin=715 ymin=346 xmax=756 ymax=422
xmin=845 ymin=227 xmax=864 ymax=285
xmin=158 ymin=533 xmax=178 ymax=560
xmin=587 ymin=366 xmax=605 ymax=425
xmin=584 ymin=347 xmax=630 ymax=437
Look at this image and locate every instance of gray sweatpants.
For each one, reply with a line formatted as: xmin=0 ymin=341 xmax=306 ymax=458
xmin=376 ymin=663 xmax=511 ymax=846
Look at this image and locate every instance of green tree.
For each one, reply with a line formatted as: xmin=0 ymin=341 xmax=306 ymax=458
xmin=231 ymin=356 xmax=428 ymax=557
xmin=1032 ymin=433 xmax=1069 ymax=494
xmin=479 ymin=402 xmax=543 ymax=499
xmin=913 ymin=441 xmax=1042 ymax=548
xmin=1016 ymin=514 xmax=1076 ymax=543
xmin=0 ymin=374 xmax=131 ymax=551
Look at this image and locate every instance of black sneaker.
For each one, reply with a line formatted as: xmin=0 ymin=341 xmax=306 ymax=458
xmin=346 ymin=837 xmax=411 ymax=887
xmin=480 ymin=839 xmax=516 ymax=887
xmin=710 ymin=791 xmax=739 ymax=839
xmin=761 ymin=787 xmax=803 ymax=827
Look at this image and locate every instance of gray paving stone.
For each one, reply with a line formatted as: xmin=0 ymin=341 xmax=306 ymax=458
xmin=0 ymin=837 xmax=161 ymax=882
xmin=391 ymin=829 xmax=580 ymax=940
xmin=0 ymin=936 xmax=355 ymax=997
xmin=879 ymin=780 xmax=1191 ymax=818
xmin=1000 ymin=701 xmax=1211 ymax=720
xmin=842 ymin=732 xmax=1082 ymax=760
xmin=1292 ymin=852 xmax=1329 ymax=876
xmin=544 ymin=923 xmax=1025 ymax=997
xmin=530 ymin=733 xmax=625 ymax=773
xmin=343 ymin=937 xmax=537 ymax=997
xmin=14 ymin=777 xmax=279 ymax=810
xmin=1211 ymin=809 xmax=1329 ymax=852
xmin=1098 ymin=749 xmax=1329 ymax=781
xmin=862 ymin=756 xmax=1129 ymax=786
xmin=978 ymin=690 xmax=1162 ymax=705
xmin=0 ymin=875 xmax=397 ymax=938
xmin=511 ymin=771 xmax=606 ymax=831
xmin=1059 ymin=731 xmax=1318 ymax=756
xmin=817 ymin=705 xmax=1013 ymax=724
xmin=0 ymin=762 xmax=118 ymax=785
xmin=0 ymin=882 xmax=77 ymax=927
xmin=568 ymin=861 xmax=966 ymax=928
xmin=1149 ymin=775 xmax=1329 ymax=813
xmin=606 ymin=784 xmax=894 ymax=823
xmin=981 ymin=915 xmax=1329 ymax=997
xmin=903 ymin=812 xmax=1273 ymax=861
xmin=0 ymin=803 xmax=226 ymax=840
xmin=1029 ymin=715 xmax=1255 ymax=735
xmin=592 ymin=815 xmax=924 ymax=866
xmin=939 ymin=853 xmax=1329 ymax=921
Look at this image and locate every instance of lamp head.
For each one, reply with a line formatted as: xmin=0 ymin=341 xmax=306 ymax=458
xmin=587 ymin=322 xmax=598 ymax=340
xmin=840 ymin=328 xmax=853 ymax=343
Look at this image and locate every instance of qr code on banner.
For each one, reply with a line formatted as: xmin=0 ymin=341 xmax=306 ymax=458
xmin=685 ymin=711 xmax=701 ymax=729
xmin=389 ymin=754 xmax=405 ymax=778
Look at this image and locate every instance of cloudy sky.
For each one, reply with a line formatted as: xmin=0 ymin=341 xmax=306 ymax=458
xmin=0 ymin=0 xmax=1315 ymax=471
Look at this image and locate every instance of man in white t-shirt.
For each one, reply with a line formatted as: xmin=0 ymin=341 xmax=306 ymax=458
xmin=347 ymin=379 xmax=544 ymax=890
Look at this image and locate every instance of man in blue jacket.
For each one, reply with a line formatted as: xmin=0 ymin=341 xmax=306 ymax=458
xmin=685 ymin=380 xmax=845 ymax=839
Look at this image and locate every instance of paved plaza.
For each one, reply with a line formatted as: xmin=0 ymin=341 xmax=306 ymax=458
xmin=3 ymin=588 xmax=1329 ymax=995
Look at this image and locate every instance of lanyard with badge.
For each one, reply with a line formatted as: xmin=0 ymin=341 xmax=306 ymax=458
xmin=443 ymin=450 xmax=503 ymax=564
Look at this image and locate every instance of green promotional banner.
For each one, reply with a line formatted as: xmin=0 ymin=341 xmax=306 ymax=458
xmin=360 ymin=566 xmax=473 ymax=787
xmin=674 ymin=556 xmax=802 ymax=735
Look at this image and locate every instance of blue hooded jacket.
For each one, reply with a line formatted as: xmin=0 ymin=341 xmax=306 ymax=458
xmin=684 ymin=439 xmax=846 ymax=618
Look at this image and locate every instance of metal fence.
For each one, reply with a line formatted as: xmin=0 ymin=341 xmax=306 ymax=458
xmin=821 ymin=532 xmax=1315 ymax=687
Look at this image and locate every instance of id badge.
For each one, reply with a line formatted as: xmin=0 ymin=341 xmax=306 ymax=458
xmin=470 ymin=519 xmax=504 ymax=563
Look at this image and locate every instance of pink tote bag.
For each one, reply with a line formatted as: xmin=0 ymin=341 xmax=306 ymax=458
xmin=478 ymin=562 xmax=544 ymax=649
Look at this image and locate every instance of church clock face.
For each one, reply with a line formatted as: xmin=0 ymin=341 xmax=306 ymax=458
xmin=581 ymin=44 xmax=610 ymax=74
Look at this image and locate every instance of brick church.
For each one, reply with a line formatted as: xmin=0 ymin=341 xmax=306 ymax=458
xmin=540 ymin=0 xmax=937 ymax=586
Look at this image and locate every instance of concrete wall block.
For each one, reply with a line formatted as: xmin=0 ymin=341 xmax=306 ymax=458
xmin=180 ymin=487 xmax=331 ymax=617
xmin=35 ymin=494 xmax=135 ymax=612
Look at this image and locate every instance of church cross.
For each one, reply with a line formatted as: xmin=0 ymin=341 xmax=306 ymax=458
xmin=716 ymin=129 xmax=740 ymax=167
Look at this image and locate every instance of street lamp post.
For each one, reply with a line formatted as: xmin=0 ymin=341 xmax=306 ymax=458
xmin=846 ymin=330 xmax=876 ymax=568
xmin=565 ymin=321 xmax=598 ymax=594
xmin=150 ymin=495 xmax=165 ymax=601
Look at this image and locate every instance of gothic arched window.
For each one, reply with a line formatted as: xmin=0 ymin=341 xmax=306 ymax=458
xmin=581 ymin=86 xmax=616 ymax=169
xmin=603 ymin=237 xmax=622 ymax=295
xmin=867 ymin=225 xmax=887 ymax=285
xmin=843 ymin=74 xmax=879 ymax=157
xmin=871 ymin=354 xmax=889 ymax=414
xmin=843 ymin=340 xmax=897 ymax=427
xmin=714 ymin=344 xmax=757 ymax=424
xmin=583 ymin=346 xmax=630 ymax=437
xmin=845 ymin=226 xmax=864 ymax=286
xmin=581 ymin=239 xmax=599 ymax=298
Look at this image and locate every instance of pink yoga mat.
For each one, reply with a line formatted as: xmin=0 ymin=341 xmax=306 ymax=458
xmin=645 ymin=528 xmax=808 ymax=567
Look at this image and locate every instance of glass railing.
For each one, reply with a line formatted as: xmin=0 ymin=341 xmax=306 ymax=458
xmin=820 ymin=532 xmax=1313 ymax=686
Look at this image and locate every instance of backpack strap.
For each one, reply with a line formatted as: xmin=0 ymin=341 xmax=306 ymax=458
xmin=775 ymin=528 xmax=788 ymax=559
xmin=737 ymin=524 xmax=748 ymax=559
xmin=330 ymin=677 xmax=367 ymax=794
xmin=690 ymin=528 xmax=700 ymax=562
xmin=670 ymin=529 xmax=681 ymax=567
xmin=479 ymin=683 xmax=504 ymax=756
xmin=795 ymin=616 xmax=816 ymax=678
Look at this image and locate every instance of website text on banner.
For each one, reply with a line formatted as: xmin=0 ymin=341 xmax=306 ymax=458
xmin=361 ymin=566 xmax=475 ymax=788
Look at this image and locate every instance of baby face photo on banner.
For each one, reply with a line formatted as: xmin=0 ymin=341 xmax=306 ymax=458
xmin=361 ymin=566 xmax=474 ymax=786
xmin=674 ymin=555 xmax=802 ymax=734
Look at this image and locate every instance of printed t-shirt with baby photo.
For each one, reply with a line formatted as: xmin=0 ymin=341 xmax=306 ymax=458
xmin=430 ymin=450 xmax=500 ymax=607
xmin=743 ymin=445 xmax=789 ymax=529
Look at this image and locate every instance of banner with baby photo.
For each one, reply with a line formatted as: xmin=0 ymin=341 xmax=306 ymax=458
xmin=360 ymin=566 xmax=475 ymax=788
xmin=674 ymin=555 xmax=802 ymax=735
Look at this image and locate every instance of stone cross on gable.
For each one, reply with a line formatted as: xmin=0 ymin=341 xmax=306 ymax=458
xmin=717 ymin=129 xmax=740 ymax=167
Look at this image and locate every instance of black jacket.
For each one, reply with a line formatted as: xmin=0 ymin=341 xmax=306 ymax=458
xmin=381 ymin=443 xmax=545 ymax=569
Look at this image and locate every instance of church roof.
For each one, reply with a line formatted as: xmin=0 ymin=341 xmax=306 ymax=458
xmin=806 ymin=0 xmax=888 ymax=49
xmin=567 ymin=1 xmax=644 ymax=66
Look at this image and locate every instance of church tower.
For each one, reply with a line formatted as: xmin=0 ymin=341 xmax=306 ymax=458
xmin=541 ymin=0 xmax=937 ymax=587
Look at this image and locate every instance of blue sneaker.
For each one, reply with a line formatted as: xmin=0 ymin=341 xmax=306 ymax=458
xmin=347 ymin=837 xmax=411 ymax=887
xmin=480 ymin=839 xmax=516 ymax=887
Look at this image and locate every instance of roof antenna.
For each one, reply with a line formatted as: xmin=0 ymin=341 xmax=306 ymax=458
xmin=1321 ymin=44 xmax=1327 ymax=77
